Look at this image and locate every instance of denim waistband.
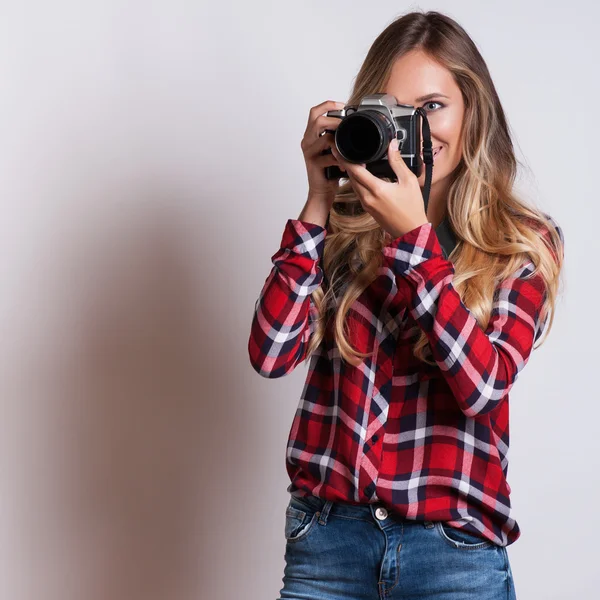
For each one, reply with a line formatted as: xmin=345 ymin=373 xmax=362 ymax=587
xmin=289 ymin=493 xmax=434 ymax=528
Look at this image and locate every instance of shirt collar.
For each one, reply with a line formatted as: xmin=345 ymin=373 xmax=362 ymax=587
xmin=434 ymin=216 xmax=458 ymax=259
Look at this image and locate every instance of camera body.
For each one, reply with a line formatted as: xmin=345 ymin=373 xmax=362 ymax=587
xmin=324 ymin=93 xmax=424 ymax=182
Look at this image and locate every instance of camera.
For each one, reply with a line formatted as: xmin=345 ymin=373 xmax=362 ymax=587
xmin=323 ymin=93 xmax=425 ymax=182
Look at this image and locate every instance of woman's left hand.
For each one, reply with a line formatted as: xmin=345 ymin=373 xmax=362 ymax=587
xmin=331 ymin=138 xmax=429 ymax=239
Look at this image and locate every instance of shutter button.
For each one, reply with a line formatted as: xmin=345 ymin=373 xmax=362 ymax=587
xmin=375 ymin=507 xmax=388 ymax=520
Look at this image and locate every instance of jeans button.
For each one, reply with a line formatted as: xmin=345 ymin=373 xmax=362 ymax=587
xmin=375 ymin=506 xmax=388 ymax=520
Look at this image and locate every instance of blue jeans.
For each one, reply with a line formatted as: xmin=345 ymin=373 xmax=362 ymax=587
xmin=278 ymin=494 xmax=517 ymax=600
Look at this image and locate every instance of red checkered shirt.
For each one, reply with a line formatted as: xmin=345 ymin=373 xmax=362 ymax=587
xmin=248 ymin=215 xmax=563 ymax=547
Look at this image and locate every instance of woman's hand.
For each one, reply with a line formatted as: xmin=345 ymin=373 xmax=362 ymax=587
xmin=330 ymin=138 xmax=428 ymax=239
xmin=300 ymin=99 xmax=348 ymax=207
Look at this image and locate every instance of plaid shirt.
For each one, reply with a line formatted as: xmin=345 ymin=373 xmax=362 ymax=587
xmin=248 ymin=214 xmax=563 ymax=547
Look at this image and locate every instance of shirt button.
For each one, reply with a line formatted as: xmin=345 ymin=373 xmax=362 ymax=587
xmin=375 ymin=507 xmax=388 ymax=520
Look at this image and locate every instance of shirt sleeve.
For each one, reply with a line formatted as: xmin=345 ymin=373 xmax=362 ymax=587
xmin=382 ymin=217 xmax=564 ymax=419
xmin=248 ymin=218 xmax=327 ymax=378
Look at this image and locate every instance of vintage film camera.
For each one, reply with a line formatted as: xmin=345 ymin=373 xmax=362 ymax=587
xmin=322 ymin=93 xmax=426 ymax=182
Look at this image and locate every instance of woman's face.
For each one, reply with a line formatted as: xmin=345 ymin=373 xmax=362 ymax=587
xmin=383 ymin=50 xmax=465 ymax=189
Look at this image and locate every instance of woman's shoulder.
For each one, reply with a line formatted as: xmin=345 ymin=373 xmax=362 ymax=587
xmin=541 ymin=212 xmax=564 ymax=245
xmin=519 ymin=211 xmax=564 ymax=270
xmin=521 ymin=211 xmax=564 ymax=248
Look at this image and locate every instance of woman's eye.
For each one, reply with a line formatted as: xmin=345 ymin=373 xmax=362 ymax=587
xmin=423 ymin=101 xmax=444 ymax=111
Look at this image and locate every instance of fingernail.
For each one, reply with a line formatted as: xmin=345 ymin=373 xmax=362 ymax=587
xmin=390 ymin=139 xmax=399 ymax=151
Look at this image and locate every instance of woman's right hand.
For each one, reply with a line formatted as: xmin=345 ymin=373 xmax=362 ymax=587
xmin=301 ymin=100 xmax=348 ymax=208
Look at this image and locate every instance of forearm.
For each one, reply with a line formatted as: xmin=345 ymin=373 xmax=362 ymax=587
xmin=383 ymin=222 xmax=549 ymax=419
xmin=297 ymin=194 xmax=333 ymax=229
xmin=248 ymin=218 xmax=327 ymax=378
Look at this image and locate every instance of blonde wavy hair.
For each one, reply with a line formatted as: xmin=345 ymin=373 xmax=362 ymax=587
xmin=306 ymin=10 xmax=565 ymax=368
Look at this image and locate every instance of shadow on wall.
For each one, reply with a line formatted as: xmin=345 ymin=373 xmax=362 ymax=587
xmin=20 ymin=189 xmax=236 ymax=600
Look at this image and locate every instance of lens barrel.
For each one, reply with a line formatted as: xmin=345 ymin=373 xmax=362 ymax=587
xmin=335 ymin=110 xmax=396 ymax=163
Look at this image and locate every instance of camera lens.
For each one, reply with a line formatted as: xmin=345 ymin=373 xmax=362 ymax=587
xmin=335 ymin=111 xmax=394 ymax=163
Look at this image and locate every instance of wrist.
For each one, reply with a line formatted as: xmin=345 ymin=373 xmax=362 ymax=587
xmin=298 ymin=195 xmax=333 ymax=228
xmin=389 ymin=218 xmax=429 ymax=240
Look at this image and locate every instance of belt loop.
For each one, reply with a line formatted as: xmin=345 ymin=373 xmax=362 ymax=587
xmin=317 ymin=500 xmax=334 ymax=525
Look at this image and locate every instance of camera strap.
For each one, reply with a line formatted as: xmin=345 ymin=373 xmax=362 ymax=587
xmin=415 ymin=107 xmax=457 ymax=260
xmin=416 ymin=107 xmax=433 ymax=215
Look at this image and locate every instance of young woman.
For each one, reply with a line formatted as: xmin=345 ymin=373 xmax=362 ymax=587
xmin=248 ymin=10 xmax=564 ymax=600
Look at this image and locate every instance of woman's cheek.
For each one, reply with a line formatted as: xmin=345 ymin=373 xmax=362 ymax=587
xmin=434 ymin=105 xmax=462 ymax=134
xmin=436 ymin=111 xmax=463 ymax=163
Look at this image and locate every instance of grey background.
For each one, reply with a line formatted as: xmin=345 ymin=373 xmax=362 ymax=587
xmin=0 ymin=1 xmax=594 ymax=599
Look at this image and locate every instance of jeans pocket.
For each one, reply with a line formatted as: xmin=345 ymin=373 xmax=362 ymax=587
xmin=284 ymin=496 xmax=320 ymax=543
xmin=435 ymin=521 xmax=494 ymax=550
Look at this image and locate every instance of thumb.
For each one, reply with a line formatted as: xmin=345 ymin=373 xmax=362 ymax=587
xmin=387 ymin=138 xmax=409 ymax=177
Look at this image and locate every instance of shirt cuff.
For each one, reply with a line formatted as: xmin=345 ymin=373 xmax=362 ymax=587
xmin=382 ymin=222 xmax=444 ymax=277
xmin=280 ymin=218 xmax=327 ymax=259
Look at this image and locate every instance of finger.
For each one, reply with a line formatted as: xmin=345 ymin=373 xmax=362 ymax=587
xmin=304 ymin=134 xmax=347 ymax=174
xmin=303 ymin=131 xmax=335 ymax=157
xmin=308 ymin=115 xmax=345 ymax=141
xmin=330 ymin=145 xmax=378 ymax=195
xmin=305 ymin=101 xmax=346 ymax=135
xmin=386 ymin=138 xmax=411 ymax=182
xmin=348 ymin=172 xmax=371 ymax=202
xmin=328 ymin=144 xmax=366 ymax=191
